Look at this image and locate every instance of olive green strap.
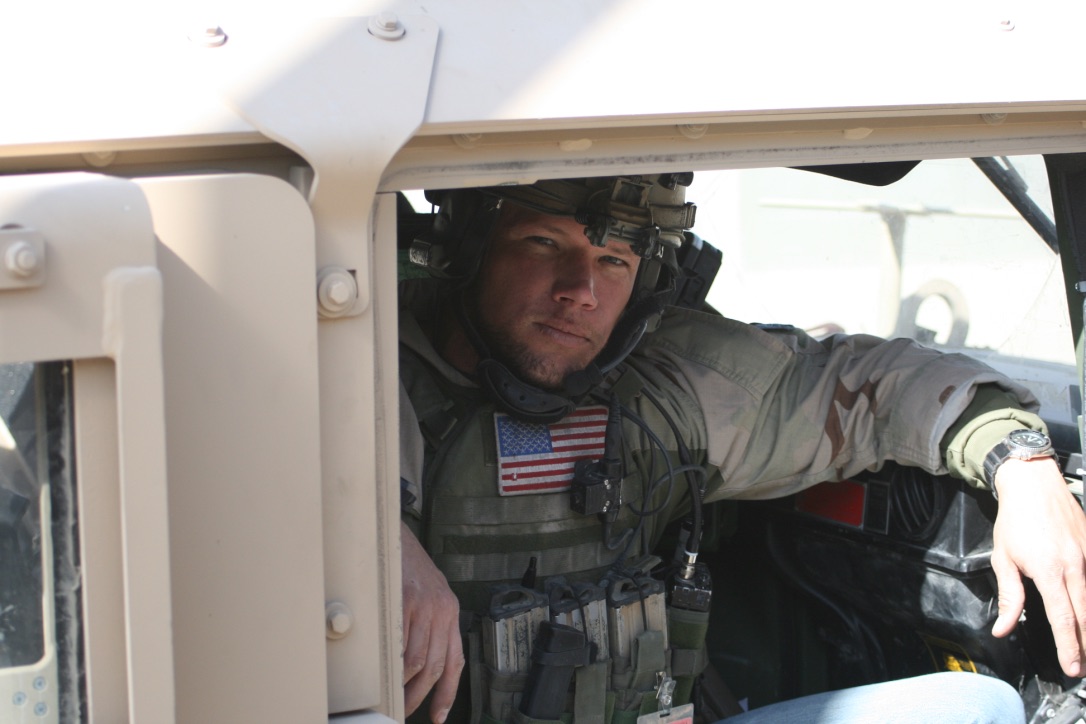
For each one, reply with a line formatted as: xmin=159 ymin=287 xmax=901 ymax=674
xmin=608 ymin=692 xmax=659 ymax=724
xmin=574 ymin=661 xmax=609 ymax=724
xmin=632 ymin=630 xmax=667 ymax=694
xmin=468 ymin=631 xmax=484 ymax=724
xmin=667 ymin=606 xmax=710 ymax=704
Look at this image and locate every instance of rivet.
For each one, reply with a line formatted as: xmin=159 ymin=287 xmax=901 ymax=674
xmin=317 ymin=267 xmax=358 ymax=318
xmin=330 ymin=611 xmax=351 ymax=634
xmin=369 ymin=12 xmax=406 ymax=40
xmin=83 ymin=151 xmax=117 ymax=168
xmin=189 ymin=25 xmax=228 ymax=47
xmin=5 ymin=241 xmax=40 ymax=277
xmin=453 ymin=133 xmax=483 ymax=149
xmin=326 ymin=280 xmax=351 ymax=306
xmin=326 ymin=601 xmax=353 ymax=639
xmin=559 ymin=138 xmax=593 ymax=152
xmin=678 ymin=124 xmax=708 ymax=140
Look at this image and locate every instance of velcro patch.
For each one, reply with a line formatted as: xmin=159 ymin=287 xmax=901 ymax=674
xmin=495 ymin=406 xmax=607 ymax=496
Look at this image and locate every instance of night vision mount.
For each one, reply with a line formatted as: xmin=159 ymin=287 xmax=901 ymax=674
xmin=492 ymin=173 xmax=697 ymax=260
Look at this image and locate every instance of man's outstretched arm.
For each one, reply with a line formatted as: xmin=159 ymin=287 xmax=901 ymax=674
xmin=401 ymin=520 xmax=465 ymax=723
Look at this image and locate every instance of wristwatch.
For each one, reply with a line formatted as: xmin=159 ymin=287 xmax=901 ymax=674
xmin=983 ymin=428 xmax=1055 ymax=489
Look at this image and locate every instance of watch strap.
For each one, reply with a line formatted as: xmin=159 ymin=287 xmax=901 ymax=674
xmin=983 ymin=429 xmax=1054 ymax=490
xmin=982 ymin=441 xmax=1014 ymax=488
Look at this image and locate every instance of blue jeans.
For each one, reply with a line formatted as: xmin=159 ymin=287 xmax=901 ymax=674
xmin=720 ymin=672 xmax=1025 ymax=724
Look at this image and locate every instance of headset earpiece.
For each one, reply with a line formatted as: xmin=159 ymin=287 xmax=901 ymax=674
xmin=410 ymin=189 xmax=503 ymax=285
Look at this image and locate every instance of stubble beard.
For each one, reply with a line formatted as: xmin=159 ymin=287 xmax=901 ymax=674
xmin=476 ymin=317 xmax=577 ymax=392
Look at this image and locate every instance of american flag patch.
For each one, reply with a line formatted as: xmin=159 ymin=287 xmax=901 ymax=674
xmin=495 ymin=406 xmax=608 ymax=496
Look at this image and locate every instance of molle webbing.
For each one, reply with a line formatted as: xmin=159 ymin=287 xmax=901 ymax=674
xmin=430 ymin=475 xmax=645 ymax=613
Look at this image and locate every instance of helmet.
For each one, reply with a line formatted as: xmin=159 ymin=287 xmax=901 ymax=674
xmin=482 ymin=173 xmax=695 ymax=253
xmin=410 ymin=173 xmax=696 ymax=290
xmin=409 ymin=173 xmax=698 ymax=422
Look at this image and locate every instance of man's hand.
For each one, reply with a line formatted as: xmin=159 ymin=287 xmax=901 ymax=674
xmin=991 ymin=457 xmax=1086 ymax=677
xmin=402 ymin=520 xmax=465 ymax=723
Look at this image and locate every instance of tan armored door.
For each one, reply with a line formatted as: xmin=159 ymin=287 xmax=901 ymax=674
xmin=0 ymin=172 xmax=171 ymax=723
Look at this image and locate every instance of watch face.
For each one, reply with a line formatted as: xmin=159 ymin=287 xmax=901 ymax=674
xmin=1008 ymin=429 xmax=1051 ymax=451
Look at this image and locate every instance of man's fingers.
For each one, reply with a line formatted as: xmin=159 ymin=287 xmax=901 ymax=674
xmin=402 ymin=605 xmax=415 ymax=658
xmin=404 ymin=672 xmax=434 ymax=719
xmin=990 ymin=549 xmax=1026 ymax=639
xmin=1032 ymin=572 xmax=1084 ymax=677
xmin=1069 ymin=566 xmax=1086 ymax=657
xmin=403 ymin=629 xmax=441 ymax=717
xmin=428 ymin=634 xmax=466 ymax=724
xmin=402 ymin=613 xmax=432 ymax=686
xmin=405 ymin=611 xmax=459 ymax=718
xmin=1040 ymin=545 xmax=1086 ymax=678
xmin=990 ymin=460 xmax=1086 ymax=678
xmin=400 ymin=522 xmax=463 ymax=719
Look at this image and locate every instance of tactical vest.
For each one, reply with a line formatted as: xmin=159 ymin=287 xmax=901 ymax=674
xmin=401 ymin=346 xmax=655 ymax=612
xmin=401 ymin=346 xmax=710 ymax=724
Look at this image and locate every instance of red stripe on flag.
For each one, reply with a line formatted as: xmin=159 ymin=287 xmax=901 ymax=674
xmin=553 ymin=431 xmax=605 ymax=444
xmin=554 ymin=421 xmax=606 ymax=430
xmin=500 ymin=449 xmax=603 ymax=472
xmin=502 ymin=479 xmax=574 ymax=493
xmin=501 ymin=466 xmax=587 ymax=482
xmin=552 ymin=418 xmax=606 ymax=429
xmin=553 ymin=417 xmax=605 ymax=425
xmin=501 ymin=468 xmax=574 ymax=482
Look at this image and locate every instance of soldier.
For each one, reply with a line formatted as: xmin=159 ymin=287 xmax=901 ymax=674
xmin=398 ymin=174 xmax=1084 ymax=723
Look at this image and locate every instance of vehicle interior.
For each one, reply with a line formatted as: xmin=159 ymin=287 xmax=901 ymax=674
xmin=394 ymin=152 xmax=1086 ymax=721
xmin=678 ymin=153 xmax=1086 ymax=722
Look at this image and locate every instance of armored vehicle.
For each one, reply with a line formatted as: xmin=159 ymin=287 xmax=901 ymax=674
xmin=2 ymin=5 xmax=1086 ymax=722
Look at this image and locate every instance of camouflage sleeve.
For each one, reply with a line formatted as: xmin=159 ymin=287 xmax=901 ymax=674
xmin=941 ymin=384 xmax=1048 ymax=489
xmin=634 ymin=309 xmax=1040 ymax=502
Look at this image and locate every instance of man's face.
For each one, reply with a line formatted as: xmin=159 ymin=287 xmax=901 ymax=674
xmin=472 ymin=203 xmax=641 ymax=390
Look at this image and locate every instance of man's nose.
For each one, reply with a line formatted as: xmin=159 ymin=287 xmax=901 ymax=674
xmin=553 ymin=254 xmax=598 ymax=308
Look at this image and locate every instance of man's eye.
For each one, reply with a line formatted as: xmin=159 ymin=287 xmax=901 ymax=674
xmin=600 ymin=255 xmax=629 ymax=267
xmin=526 ymin=236 xmax=556 ymax=247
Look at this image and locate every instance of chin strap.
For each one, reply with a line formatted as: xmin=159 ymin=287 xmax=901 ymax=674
xmin=477 ymin=358 xmax=578 ymax=424
xmin=453 ymin=295 xmax=568 ymax=422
